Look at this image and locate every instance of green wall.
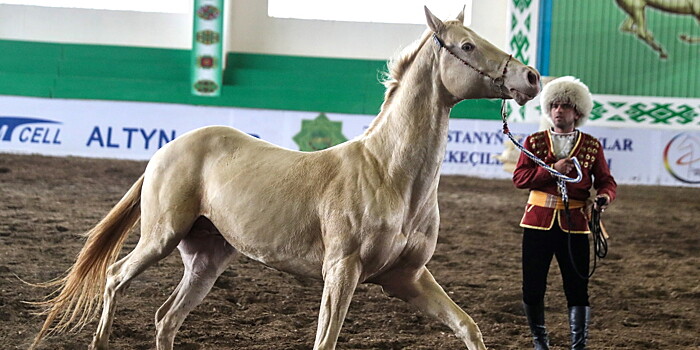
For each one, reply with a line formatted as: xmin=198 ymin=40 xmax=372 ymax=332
xmin=0 ymin=39 xmax=500 ymax=119
xmin=549 ymin=0 xmax=699 ymax=98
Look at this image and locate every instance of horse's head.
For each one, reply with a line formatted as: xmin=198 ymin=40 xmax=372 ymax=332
xmin=425 ymin=7 xmax=540 ymax=105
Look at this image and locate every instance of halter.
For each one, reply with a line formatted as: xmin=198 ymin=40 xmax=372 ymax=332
xmin=433 ymin=32 xmax=582 ymax=197
xmin=433 ymin=32 xmax=583 ymax=195
xmin=432 ymin=33 xmax=512 ymax=91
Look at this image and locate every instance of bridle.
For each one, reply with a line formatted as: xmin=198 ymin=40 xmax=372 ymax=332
xmin=432 ymin=33 xmax=512 ymax=92
xmin=432 ymin=29 xmax=582 ymax=206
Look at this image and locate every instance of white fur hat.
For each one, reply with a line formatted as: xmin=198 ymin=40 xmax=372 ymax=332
xmin=540 ymin=76 xmax=593 ymax=128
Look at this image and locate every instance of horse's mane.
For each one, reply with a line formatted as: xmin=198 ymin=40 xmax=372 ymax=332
xmin=364 ymin=21 xmax=462 ymax=136
xmin=379 ymin=29 xmax=434 ymax=112
xmin=362 ymin=30 xmax=434 ymax=136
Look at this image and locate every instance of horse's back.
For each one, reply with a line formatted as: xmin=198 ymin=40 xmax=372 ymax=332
xmin=142 ymin=125 xmax=345 ymax=276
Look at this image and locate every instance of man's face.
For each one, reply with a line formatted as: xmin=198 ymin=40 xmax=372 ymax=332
xmin=550 ymin=101 xmax=580 ymax=131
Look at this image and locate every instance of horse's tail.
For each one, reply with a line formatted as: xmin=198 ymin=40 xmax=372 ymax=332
xmin=30 ymin=175 xmax=145 ymax=349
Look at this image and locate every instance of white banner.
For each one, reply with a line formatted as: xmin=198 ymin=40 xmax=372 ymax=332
xmin=1 ymin=95 xmax=698 ymax=187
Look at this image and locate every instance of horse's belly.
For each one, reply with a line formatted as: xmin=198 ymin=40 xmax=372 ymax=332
xmin=236 ymin=244 xmax=324 ymax=279
xmin=202 ymin=169 xmax=327 ymax=278
xmin=211 ymin=215 xmax=325 ymax=279
xmin=250 ymin=254 xmax=324 ymax=279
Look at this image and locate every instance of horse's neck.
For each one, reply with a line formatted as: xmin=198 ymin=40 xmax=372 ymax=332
xmin=362 ymin=52 xmax=452 ymax=197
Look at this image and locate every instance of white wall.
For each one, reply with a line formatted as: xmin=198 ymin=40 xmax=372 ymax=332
xmin=0 ymin=4 xmax=193 ymax=49
xmin=0 ymin=0 xmax=508 ymax=59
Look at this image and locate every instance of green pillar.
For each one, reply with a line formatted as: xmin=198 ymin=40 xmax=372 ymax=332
xmin=191 ymin=0 xmax=224 ymax=96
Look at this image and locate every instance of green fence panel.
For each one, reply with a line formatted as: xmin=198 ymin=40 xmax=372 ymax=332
xmin=0 ymin=40 xmax=501 ymax=119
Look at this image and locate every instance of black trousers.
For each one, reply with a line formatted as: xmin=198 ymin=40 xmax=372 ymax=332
xmin=522 ymin=222 xmax=590 ymax=307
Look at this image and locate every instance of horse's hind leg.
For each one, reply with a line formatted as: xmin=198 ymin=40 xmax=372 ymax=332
xmin=155 ymin=217 xmax=237 ymax=350
xmin=90 ymin=216 xmax=194 ymax=349
xmin=679 ymin=15 xmax=700 ymax=43
xmin=629 ymin=8 xmax=668 ymax=57
xmin=616 ymin=0 xmax=637 ymax=32
xmin=619 ymin=17 xmax=636 ymax=33
xmin=615 ymin=2 xmax=668 ymax=57
xmin=377 ymin=267 xmax=487 ymax=350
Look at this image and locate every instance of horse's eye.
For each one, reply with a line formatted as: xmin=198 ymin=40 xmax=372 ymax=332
xmin=461 ymin=43 xmax=475 ymax=52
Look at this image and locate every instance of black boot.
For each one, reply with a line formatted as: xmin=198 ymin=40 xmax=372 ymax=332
xmin=569 ymin=306 xmax=590 ymax=350
xmin=523 ymin=302 xmax=549 ymax=350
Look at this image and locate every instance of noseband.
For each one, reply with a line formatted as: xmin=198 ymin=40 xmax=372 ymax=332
xmin=432 ymin=33 xmax=512 ymax=91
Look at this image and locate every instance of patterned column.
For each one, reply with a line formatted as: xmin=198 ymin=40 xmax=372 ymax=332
xmin=191 ymin=0 xmax=224 ymax=97
xmin=505 ymin=0 xmax=541 ymax=123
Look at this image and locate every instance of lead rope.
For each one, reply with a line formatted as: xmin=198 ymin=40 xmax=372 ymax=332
xmin=500 ymin=101 xmax=605 ymax=279
xmin=567 ymin=196 xmax=609 ymax=279
xmin=499 ymin=101 xmax=583 ymax=185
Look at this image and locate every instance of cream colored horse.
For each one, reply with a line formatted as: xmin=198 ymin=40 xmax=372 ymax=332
xmin=616 ymin=0 xmax=700 ymax=58
xmin=32 ymin=7 xmax=540 ymax=350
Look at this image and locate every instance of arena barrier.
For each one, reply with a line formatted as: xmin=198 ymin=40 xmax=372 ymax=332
xmin=0 ymin=95 xmax=698 ymax=187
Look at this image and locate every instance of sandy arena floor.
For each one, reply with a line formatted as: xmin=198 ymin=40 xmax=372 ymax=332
xmin=0 ymin=153 xmax=698 ymax=349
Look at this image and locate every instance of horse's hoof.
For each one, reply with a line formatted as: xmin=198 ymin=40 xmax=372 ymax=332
xmin=88 ymin=342 xmax=107 ymax=350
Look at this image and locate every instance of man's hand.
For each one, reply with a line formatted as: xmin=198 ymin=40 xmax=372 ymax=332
xmin=553 ymin=158 xmax=575 ymax=175
xmin=594 ymin=194 xmax=610 ymax=212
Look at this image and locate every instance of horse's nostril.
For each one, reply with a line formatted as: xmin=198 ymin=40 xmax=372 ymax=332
xmin=527 ymin=71 xmax=539 ymax=86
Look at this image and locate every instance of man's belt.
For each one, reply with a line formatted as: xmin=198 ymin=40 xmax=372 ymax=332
xmin=527 ymin=190 xmax=586 ymax=209
xmin=528 ymin=190 xmax=610 ymax=239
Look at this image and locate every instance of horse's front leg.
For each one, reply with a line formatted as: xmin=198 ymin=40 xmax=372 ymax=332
xmin=313 ymin=253 xmax=361 ymax=350
xmin=629 ymin=8 xmax=668 ymax=58
xmin=379 ymin=266 xmax=487 ymax=350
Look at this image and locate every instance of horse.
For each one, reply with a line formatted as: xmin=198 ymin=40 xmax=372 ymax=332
xmin=615 ymin=0 xmax=700 ymax=59
xmin=31 ymin=7 xmax=540 ymax=350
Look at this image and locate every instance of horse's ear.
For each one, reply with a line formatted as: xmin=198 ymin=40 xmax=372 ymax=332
xmin=456 ymin=5 xmax=466 ymax=24
xmin=424 ymin=6 xmax=445 ymax=33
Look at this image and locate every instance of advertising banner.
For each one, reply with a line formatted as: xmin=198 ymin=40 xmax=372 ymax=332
xmin=1 ymin=95 xmax=698 ymax=187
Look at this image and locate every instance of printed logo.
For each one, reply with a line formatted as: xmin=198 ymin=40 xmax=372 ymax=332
xmin=196 ymin=5 xmax=220 ymax=20
xmin=197 ymin=55 xmax=216 ymax=69
xmin=193 ymin=80 xmax=218 ymax=93
xmin=196 ymin=30 xmax=220 ymax=45
xmin=663 ymin=133 xmax=700 ymax=184
xmin=293 ymin=113 xmax=347 ymax=152
xmin=0 ymin=117 xmax=62 ymax=145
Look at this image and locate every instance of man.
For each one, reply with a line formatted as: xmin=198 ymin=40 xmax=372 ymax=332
xmin=512 ymin=76 xmax=617 ymax=350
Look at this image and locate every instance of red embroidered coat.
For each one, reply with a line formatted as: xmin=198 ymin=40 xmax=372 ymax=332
xmin=512 ymin=130 xmax=617 ymax=233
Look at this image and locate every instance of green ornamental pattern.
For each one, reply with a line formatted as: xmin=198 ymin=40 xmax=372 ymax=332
xmin=293 ymin=113 xmax=348 ymax=152
xmin=513 ymin=0 xmax=532 ymax=12
xmin=505 ymin=0 xmax=537 ymax=123
xmin=589 ymin=99 xmax=699 ymax=126
xmin=628 ymin=103 xmax=697 ymax=125
xmin=506 ymin=94 xmax=700 ymax=128
xmin=508 ymin=0 xmax=535 ymax=66
xmin=510 ymin=32 xmax=530 ymax=65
